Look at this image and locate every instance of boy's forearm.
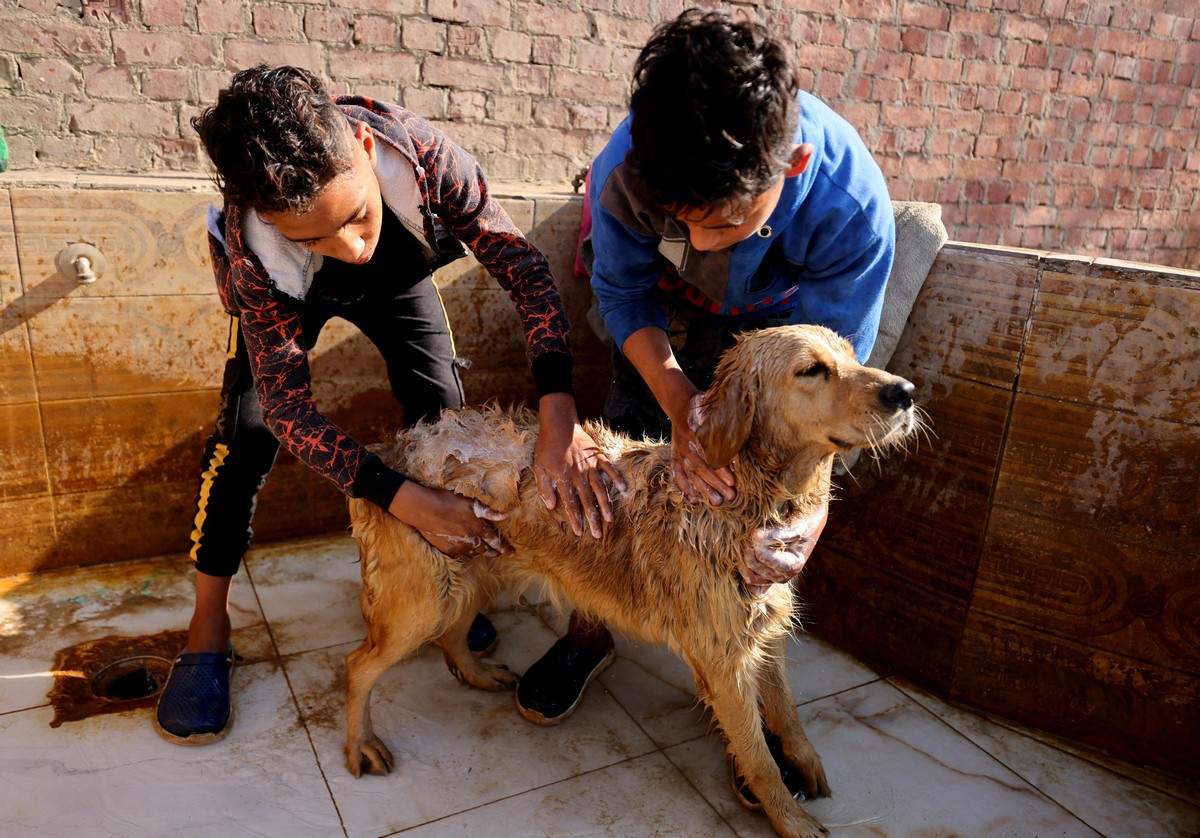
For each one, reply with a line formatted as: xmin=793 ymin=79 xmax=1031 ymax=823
xmin=619 ymin=326 xmax=701 ymax=426
xmin=537 ymin=391 xmax=580 ymax=426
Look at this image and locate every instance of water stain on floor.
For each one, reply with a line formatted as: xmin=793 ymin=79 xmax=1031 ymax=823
xmin=48 ymin=629 xmax=188 ymax=727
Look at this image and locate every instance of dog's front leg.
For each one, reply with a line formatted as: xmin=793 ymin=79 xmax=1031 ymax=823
xmin=757 ymin=636 xmax=830 ymax=800
xmin=702 ymin=664 xmax=828 ymax=838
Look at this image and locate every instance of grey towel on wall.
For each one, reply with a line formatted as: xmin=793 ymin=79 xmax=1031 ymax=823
xmin=868 ymin=200 xmax=949 ymax=371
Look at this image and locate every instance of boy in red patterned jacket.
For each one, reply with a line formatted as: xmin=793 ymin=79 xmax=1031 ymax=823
xmin=155 ymin=65 xmax=622 ymax=745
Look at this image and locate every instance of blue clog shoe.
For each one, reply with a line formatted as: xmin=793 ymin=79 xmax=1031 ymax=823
xmin=154 ymin=645 xmax=234 ymax=745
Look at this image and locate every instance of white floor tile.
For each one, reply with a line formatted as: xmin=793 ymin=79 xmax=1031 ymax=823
xmin=244 ymin=534 xmax=366 ymax=656
xmin=598 ymin=627 xmax=883 ymax=750
xmin=781 ymin=632 xmax=883 ymax=701
xmin=600 ymin=636 xmax=709 ymax=748
xmin=4 ymin=536 xmax=1195 ymax=838
xmin=400 ymin=751 xmax=738 ymax=837
xmin=0 ymin=661 xmax=341 ymax=837
xmin=893 ymin=678 xmax=1200 ymax=838
xmin=666 ymin=680 xmax=1101 ymax=838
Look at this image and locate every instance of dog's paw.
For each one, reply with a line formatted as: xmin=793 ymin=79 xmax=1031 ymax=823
xmin=782 ymin=746 xmax=830 ymax=800
xmin=766 ymin=800 xmax=828 ymax=838
xmin=468 ymin=661 xmax=520 ymax=691
xmin=768 ymin=730 xmax=830 ymax=800
xmin=348 ymin=736 xmax=394 ymax=777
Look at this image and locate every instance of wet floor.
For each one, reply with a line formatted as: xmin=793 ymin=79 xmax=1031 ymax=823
xmin=2 ymin=533 xmax=1198 ymax=837
xmin=46 ymin=629 xmax=185 ymax=726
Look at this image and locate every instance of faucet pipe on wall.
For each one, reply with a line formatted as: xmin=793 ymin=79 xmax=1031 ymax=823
xmin=55 ymin=242 xmax=105 ymax=284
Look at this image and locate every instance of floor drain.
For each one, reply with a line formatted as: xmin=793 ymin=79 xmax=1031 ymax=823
xmin=49 ymin=629 xmax=187 ymax=727
xmin=90 ymin=655 xmax=172 ymax=701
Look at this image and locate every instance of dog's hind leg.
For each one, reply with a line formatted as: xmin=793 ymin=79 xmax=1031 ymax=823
xmin=345 ymin=625 xmax=428 ymax=778
xmin=433 ymin=589 xmax=519 ymax=691
xmin=757 ymin=635 xmax=830 ymax=800
xmin=699 ymin=660 xmax=828 ymax=838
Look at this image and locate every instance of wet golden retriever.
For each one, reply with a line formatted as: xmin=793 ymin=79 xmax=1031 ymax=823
xmin=345 ymin=324 xmax=919 ymax=838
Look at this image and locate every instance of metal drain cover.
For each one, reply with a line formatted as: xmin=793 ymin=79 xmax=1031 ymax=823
xmin=90 ymin=655 xmax=172 ymax=701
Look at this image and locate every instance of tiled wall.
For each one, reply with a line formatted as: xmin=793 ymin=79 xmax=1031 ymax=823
xmin=0 ymin=176 xmax=607 ymax=578
xmin=802 ymin=243 xmax=1200 ymax=778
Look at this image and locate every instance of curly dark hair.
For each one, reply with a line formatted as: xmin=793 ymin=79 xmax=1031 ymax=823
xmin=191 ymin=65 xmax=353 ymax=214
xmin=628 ymin=9 xmax=800 ymax=213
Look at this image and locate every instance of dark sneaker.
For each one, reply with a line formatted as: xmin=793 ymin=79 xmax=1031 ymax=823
xmin=728 ymin=728 xmax=809 ymax=809
xmin=467 ymin=613 xmax=498 ymax=656
xmin=154 ymin=646 xmax=234 ymax=746
xmin=514 ymin=635 xmax=614 ymax=726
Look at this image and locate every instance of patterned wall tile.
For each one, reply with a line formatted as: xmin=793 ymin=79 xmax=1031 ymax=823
xmin=1020 ymin=258 xmax=1200 ymax=424
xmin=954 ymin=606 xmax=1200 ymax=778
xmin=0 ymin=305 xmax=36 ymax=406
xmin=799 ymin=544 xmax=969 ymax=692
xmin=28 ymin=294 xmax=227 ymax=401
xmin=994 ymin=394 xmax=1198 ymax=553
xmin=41 ymin=390 xmax=218 ymax=495
xmin=808 ymin=245 xmax=1039 ymax=691
xmin=973 ymin=504 xmax=1199 ymax=670
xmin=888 ymin=243 xmax=1039 ymax=388
xmin=0 ymin=188 xmax=37 ymax=406
xmin=957 ymin=258 xmax=1200 ymax=776
xmin=10 ymin=187 xmax=217 ymax=298
xmin=0 ymin=401 xmax=50 ymax=500
xmin=826 ymin=368 xmax=1007 ymax=588
xmin=44 ymin=480 xmax=199 ymax=572
xmin=0 ymin=495 xmax=56 ymax=577
xmin=0 ymin=188 xmax=20 ymax=302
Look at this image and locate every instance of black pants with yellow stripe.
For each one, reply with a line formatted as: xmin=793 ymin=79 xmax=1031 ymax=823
xmin=188 ymin=271 xmax=464 ymax=577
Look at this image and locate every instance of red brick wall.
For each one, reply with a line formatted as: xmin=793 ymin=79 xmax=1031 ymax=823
xmin=1 ymin=0 xmax=1196 ymax=269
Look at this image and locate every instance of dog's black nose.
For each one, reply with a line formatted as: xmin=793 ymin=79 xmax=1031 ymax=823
xmin=878 ymin=379 xmax=915 ymax=411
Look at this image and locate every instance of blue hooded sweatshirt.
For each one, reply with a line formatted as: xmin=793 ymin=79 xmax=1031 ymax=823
xmin=589 ymin=90 xmax=894 ymax=363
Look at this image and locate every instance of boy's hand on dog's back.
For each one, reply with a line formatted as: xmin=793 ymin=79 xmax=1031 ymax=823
xmin=534 ymin=392 xmax=626 ymax=540
xmin=388 ymin=481 xmax=512 ymax=561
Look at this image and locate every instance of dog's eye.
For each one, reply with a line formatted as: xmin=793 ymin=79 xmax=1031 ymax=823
xmin=797 ymin=362 xmax=829 ymax=379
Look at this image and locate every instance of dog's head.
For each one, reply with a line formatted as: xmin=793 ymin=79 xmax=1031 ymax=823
xmin=698 ymin=324 xmax=920 ymax=470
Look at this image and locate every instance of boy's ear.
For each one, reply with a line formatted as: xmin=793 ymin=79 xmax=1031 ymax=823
xmin=785 ymin=143 xmax=815 ymax=177
xmin=353 ymin=121 xmax=377 ymax=166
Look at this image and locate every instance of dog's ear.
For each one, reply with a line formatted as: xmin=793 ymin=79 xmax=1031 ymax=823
xmin=697 ymin=366 xmax=755 ymax=469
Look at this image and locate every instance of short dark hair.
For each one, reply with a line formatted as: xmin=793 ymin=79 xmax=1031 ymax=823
xmin=627 ymin=9 xmax=800 ymax=213
xmin=191 ymin=65 xmax=353 ymax=214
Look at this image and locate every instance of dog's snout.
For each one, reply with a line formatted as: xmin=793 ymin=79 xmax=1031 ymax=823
xmin=878 ymin=379 xmax=915 ymax=411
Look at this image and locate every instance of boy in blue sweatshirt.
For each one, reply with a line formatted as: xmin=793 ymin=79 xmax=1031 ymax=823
xmin=515 ymin=10 xmax=894 ymax=786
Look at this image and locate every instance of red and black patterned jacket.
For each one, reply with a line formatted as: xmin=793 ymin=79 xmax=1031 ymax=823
xmin=205 ymin=96 xmax=573 ymax=509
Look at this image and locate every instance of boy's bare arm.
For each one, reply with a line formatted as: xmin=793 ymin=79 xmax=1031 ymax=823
xmin=619 ymin=326 xmax=736 ymax=506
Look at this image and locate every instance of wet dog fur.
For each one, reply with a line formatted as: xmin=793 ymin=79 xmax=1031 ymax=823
xmin=345 ymin=324 xmax=919 ymax=838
